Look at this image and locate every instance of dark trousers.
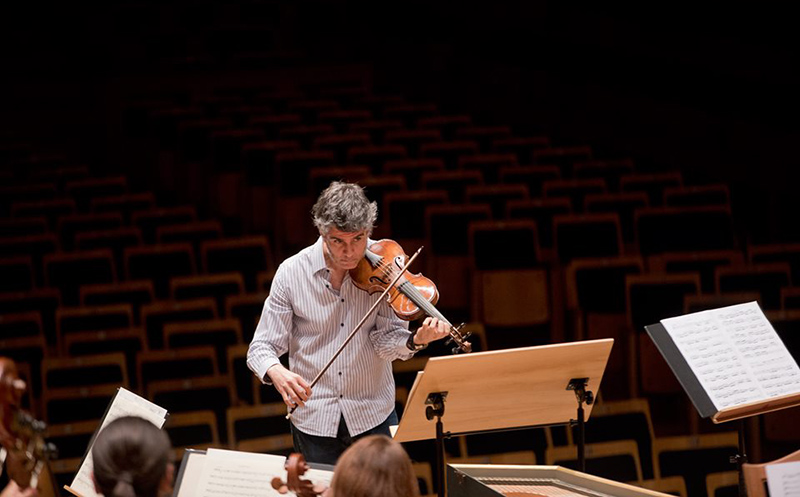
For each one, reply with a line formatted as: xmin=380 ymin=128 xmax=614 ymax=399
xmin=290 ymin=410 xmax=398 ymax=465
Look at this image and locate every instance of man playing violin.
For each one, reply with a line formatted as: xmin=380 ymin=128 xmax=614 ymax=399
xmin=247 ymin=181 xmax=450 ymax=465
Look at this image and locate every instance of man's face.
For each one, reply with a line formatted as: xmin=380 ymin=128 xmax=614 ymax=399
xmin=322 ymin=227 xmax=368 ymax=271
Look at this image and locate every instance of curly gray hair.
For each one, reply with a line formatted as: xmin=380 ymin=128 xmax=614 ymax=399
xmin=312 ymin=181 xmax=378 ymax=234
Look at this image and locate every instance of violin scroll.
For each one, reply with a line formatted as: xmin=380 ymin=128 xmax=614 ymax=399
xmin=270 ymin=453 xmax=328 ymax=497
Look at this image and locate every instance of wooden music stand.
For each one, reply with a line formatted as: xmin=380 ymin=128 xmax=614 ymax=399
xmin=743 ymin=449 xmax=800 ymax=497
xmin=393 ymin=339 xmax=614 ymax=497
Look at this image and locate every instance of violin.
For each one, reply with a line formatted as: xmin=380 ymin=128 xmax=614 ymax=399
xmin=351 ymin=239 xmax=472 ymax=354
xmin=0 ymin=358 xmax=58 ymax=496
xmin=271 ymin=453 xmax=329 ymax=497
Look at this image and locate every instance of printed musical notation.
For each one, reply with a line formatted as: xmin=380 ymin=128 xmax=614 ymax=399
xmin=765 ymin=461 xmax=800 ymax=497
xmin=660 ymin=302 xmax=800 ymax=411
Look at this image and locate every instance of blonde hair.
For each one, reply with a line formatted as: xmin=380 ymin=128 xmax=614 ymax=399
xmin=329 ymin=435 xmax=420 ymax=497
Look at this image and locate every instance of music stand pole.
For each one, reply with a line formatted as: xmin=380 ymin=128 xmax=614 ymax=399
xmin=425 ymin=392 xmax=447 ymax=497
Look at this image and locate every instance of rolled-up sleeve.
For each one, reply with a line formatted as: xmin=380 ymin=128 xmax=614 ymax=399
xmin=247 ymin=266 xmax=294 ymax=383
xmin=368 ymin=297 xmax=414 ymax=362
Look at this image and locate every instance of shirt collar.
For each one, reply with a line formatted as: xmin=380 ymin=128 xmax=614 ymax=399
xmin=311 ymin=236 xmax=328 ymax=275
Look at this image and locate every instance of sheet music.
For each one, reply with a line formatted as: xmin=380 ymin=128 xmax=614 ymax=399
xmin=660 ymin=301 xmax=800 ymax=411
xmin=195 ymin=448 xmax=287 ymax=497
xmin=765 ymin=461 xmax=800 ymax=497
xmin=69 ymin=388 xmax=169 ymax=497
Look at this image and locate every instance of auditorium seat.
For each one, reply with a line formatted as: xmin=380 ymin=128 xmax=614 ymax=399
xmin=533 ymin=146 xmax=593 ymax=177
xmin=148 ymin=375 xmax=233 ymax=444
xmin=59 ymin=213 xmax=124 ymax=249
xmin=63 ymin=328 xmax=145 ymax=389
xmin=716 ymin=262 xmax=791 ymax=310
xmin=459 ymin=154 xmax=518 ymax=184
xmin=553 ymin=213 xmax=622 ymax=263
xmin=626 ymin=273 xmax=700 ymax=397
xmin=211 ymin=128 xmax=264 ymax=171
xmin=65 ymin=176 xmax=128 ymax=212
xmin=0 ymin=288 xmax=61 ymax=346
xmin=227 ymin=344 xmax=257 ymax=406
xmin=383 ymin=103 xmax=438 ymax=128
xmin=546 ymin=440 xmax=643 ymax=483
xmin=577 ymin=398 xmax=658 ymax=479
xmin=349 ymin=119 xmax=403 ymax=145
xmin=664 ymin=184 xmax=731 ymax=208
xmin=385 ymin=129 xmax=442 ymax=158
xmin=42 ymin=352 xmax=128 ymax=391
xmin=9 ymin=202 xmax=70 ymax=233
xmin=140 ymin=298 xmax=217 ymax=349
xmin=543 ymin=178 xmax=607 ymax=213
xmin=279 ymin=124 xmax=335 ymax=151
xmin=226 ymin=293 xmax=269 ymax=344
xmin=384 ymin=158 xmax=445 ymax=191
xmin=0 ymin=184 xmax=57 ymax=216
xmin=585 ymin=191 xmax=649 ymax=246
xmin=126 ymin=243 xmax=196 ymax=299
xmin=0 ymin=217 xmax=48 ymax=238
xmin=43 ymin=384 xmax=118 ymax=424
xmin=636 ymin=476 xmax=688 ymax=497
xmin=164 ymin=319 xmax=243 ymax=373
xmin=648 ymin=250 xmax=745 ymax=294
xmin=506 ymin=197 xmax=572 ymax=253
xmin=80 ymin=280 xmax=154 ymax=326
xmin=420 ymin=141 xmax=479 ymax=170
xmin=655 ymin=433 xmax=739 ymax=497
xmin=138 ymin=346 xmax=219 ymax=394
xmin=171 ymin=272 xmax=244 ymax=315
xmin=455 ymin=126 xmax=513 ymax=153
xmin=0 ymin=311 xmax=42 ymax=340
xmin=202 ymin=236 xmax=274 ymax=293
xmin=359 ymin=175 xmax=406 ymax=231
xmin=705 ymin=471 xmax=739 ymax=497
xmin=0 ymin=256 xmax=33 ymax=292
xmin=683 ymin=293 xmax=761 ymax=314
xmin=748 ymin=242 xmax=800 ymax=284
xmin=383 ymin=190 xmax=449 ymax=250
xmin=56 ymin=303 xmax=133 ymax=350
xmin=573 ymin=159 xmax=636 ymax=191
xmin=464 ymin=184 xmax=528 ymax=219
xmin=75 ymin=226 xmax=143 ymax=273
xmin=131 ymin=206 xmax=198 ymax=244
xmin=782 ymin=287 xmax=800 ymax=309
xmin=250 ymin=114 xmax=302 ymax=140
xmin=463 ymin=428 xmax=548 ymax=467
xmin=491 ymin=136 xmax=551 ymax=164
xmin=45 ymin=249 xmax=117 ymax=306
xmin=313 ymin=133 xmax=371 ymax=164
xmin=243 ymin=140 xmax=301 ymax=186
xmin=178 ymin=117 xmax=235 ymax=161
xmin=620 ymin=172 xmax=683 ymax=207
xmin=227 ymin=403 xmax=293 ymax=454
xmin=317 ymin=109 xmax=372 ymax=133
xmin=165 ymin=410 xmax=220 ymax=460
xmin=274 ymin=150 xmax=335 ymax=196
xmin=0 ymin=234 xmax=59 ymax=285
xmin=417 ymin=114 xmax=472 ymax=141
xmin=499 ymin=165 xmax=561 ymax=198
xmin=422 ymin=170 xmax=483 ymax=204
xmin=309 ymin=165 xmax=371 ymax=199
xmin=636 ymin=206 xmax=736 ymax=256
xmin=346 ymin=144 xmax=408 ymax=175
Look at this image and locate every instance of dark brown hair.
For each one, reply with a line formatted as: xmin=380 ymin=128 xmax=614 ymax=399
xmin=329 ymin=435 xmax=420 ymax=497
xmin=91 ymin=416 xmax=171 ymax=497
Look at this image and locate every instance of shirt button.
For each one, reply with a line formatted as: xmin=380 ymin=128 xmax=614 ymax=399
xmin=341 ymin=299 xmax=345 ymax=302
xmin=338 ymin=372 xmax=342 ymax=376
xmin=341 ymin=323 xmax=344 ymax=327
xmin=339 ymin=394 xmax=343 ymax=398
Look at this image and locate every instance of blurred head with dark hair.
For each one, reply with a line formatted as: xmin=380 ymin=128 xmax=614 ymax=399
xmin=91 ymin=416 xmax=173 ymax=497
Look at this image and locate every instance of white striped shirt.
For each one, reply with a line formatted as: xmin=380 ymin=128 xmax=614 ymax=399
xmin=247 ymin=237 xmax=414 ymax=437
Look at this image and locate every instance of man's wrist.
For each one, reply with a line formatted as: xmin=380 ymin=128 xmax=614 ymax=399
xmin=406 ymin=330 xmax=427 ymax=351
